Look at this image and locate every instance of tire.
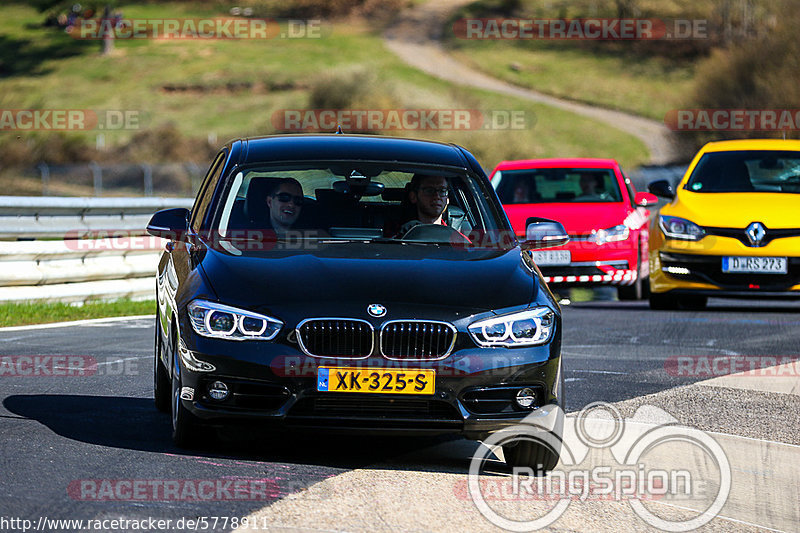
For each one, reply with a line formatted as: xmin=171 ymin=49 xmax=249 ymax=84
xmin=503 ymin=370 xmax=564 ymax=475
xmin=678 ymin=295 xmax=708 ymax=310
xmin=649 ymin=291 xmax=678 ymax=310
xmin=170 ymin=329 xmax=198 ymax=448
xmin=153 ymin=313 xmax=170 ymax=413
xmin=649 ymin=292 xmax=708 ymax=310
xmin=617 ymin=277 xmax=643 ymax=301
xmin=618 ymin=246 xmax=646 ymax=301
xmin=503 ymin=439 xmax=560 ymax=474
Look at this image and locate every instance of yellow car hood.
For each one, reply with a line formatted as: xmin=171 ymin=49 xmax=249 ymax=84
xmin=667 ymin=191 xmax=800 ymax=228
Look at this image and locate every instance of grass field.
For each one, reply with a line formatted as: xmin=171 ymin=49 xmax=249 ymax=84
xmin=445 ymin=41 xmax=696 ymax=121
xmin=0 ymin=299 xmax=154 ymax=327
xmin=443 ymin=0 xmax=712 ymax=121
xmin=0 ymin=2 xmax=649 ymax=173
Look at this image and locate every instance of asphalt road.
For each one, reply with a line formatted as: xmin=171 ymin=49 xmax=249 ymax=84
xmin=0 ymin=297 xmax=798 ymax=532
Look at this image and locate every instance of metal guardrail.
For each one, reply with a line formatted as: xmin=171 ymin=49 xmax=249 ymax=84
xmin=0 ymin=196 xmax=193 ymax=303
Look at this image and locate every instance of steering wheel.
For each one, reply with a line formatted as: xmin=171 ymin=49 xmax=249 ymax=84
xmin=400 ymin=223 xmax=470 ymax=244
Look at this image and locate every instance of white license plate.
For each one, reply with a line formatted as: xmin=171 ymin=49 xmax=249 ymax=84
xmin=722 ymin=256 xmax=787 ymax=274
xmin=531 ymin=250 xmax=571 ymax=266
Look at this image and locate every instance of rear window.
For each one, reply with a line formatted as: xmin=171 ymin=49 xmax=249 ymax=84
xmin=493 ymin=168 xmax=622 ymax=204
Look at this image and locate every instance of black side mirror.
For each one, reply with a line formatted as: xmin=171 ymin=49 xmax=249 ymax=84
xmin=147 ymin=208 xmax=190 ymax=240
xmin=521 ymin=217 xmax=570 ymax=251
xmin=647 ymin=179 xmax=675 ymax=200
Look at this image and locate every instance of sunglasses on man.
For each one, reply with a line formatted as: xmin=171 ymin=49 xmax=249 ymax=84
xmin=272 ymin=192 xmax=305 ymax=205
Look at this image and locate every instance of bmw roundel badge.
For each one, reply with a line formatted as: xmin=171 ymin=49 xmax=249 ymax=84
xmin=367 ymin=304 xmax=387 ymax=317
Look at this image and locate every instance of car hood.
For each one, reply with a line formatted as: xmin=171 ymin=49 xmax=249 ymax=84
xmin=669 ymin=191 xmax=800 ymax=227
xmin=198 ymin=242 xmax=536 ymax=321
xmin=504 ymin=203 xmax=633 ymax=235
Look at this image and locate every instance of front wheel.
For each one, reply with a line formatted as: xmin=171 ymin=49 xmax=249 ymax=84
xmin=170 ymin=331 xmax=199 ymax=448
xmin=618 ymin=247 xmax=647 ymax=301
xmin=503 ymin=439 xmax=560 ymax=474
xmin=617 ymin=276 xmax=643 ymax=300
xmin=649 ymin=291 xmax=707 ymax=310
xmin=153 ymin=313 xmax=170 ymax=413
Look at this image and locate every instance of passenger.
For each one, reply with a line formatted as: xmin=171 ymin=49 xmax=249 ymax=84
xmin=265 ymin=178 xmax=304 ymax=237
xmin=512 ymin=177 xmax=532 ymax=203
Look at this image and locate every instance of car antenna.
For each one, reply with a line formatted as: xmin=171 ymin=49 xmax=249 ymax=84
xmin=335 ymin=125 xmax=344 ymax=134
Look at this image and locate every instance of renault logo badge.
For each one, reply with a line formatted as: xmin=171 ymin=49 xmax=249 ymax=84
xmin=745 ymin=222 xmax=766 ymax=246
xmin=367 ymin=304 xmax=387 ymax=317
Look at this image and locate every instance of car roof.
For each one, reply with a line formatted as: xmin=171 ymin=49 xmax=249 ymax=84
xmin=228 ymin=134 xmax=469 ymax=167
xmin=492 ymin=158 xmax=620 ymax=171
xmin=699 ymin=138 xmax=800 ymax=153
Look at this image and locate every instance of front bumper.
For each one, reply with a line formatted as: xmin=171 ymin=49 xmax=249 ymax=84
xmin=535 ymin=237 xmax=639 ymax=287
xmin=650 ymin=249 xmax=800 ymax=296
xmin=174 ymin=335 xmax=563 ymax=441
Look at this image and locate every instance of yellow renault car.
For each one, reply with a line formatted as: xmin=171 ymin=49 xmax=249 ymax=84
xmin=647 ymin=139 xmax=800 ymax=309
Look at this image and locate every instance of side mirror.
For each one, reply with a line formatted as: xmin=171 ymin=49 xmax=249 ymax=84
xmin=521 ymin=217 xmax=570 ymax=251
xmin=147 ymin=208 xmax=190 ymax=240
xmin=634 ymin=191 xmax=659 ymax=207
xmin=647 ymin=179 xmax=675 ymax=200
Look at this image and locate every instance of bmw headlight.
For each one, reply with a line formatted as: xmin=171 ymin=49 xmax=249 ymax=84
xmin=468 ymin=307 xmax=555 ymax=347
xmin=589 ymin=224 xmax=629 ymax=245
xmin=659 ymin=215 xmax=706 ymax=241
xmin=187 ymin=300 xmax=282 ymax=341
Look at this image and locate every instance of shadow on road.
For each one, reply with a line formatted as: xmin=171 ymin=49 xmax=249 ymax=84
xmin=3 ymin=394 xmax=474 ymax=472
xmin=569 ymin=301 xmax=800 ymax=314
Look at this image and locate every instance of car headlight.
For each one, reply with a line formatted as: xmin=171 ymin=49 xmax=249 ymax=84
xmin=468 ymin=307 xmax=555 ymax=347
xmin=589 ymin=224 xmax=629 ymax=245
xmin=659 ymin=215 xmax=706 ymax=241
xmin=187 ymin=300 xmax=282 ymax=341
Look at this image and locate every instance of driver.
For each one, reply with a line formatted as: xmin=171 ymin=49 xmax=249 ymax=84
xmin=397 ymin=174 xmax=450 ymax=235
xmin=576 ymin=172 xmax=606 ymax=200
xmin=265 ymin=178 xmax=304 ymax=236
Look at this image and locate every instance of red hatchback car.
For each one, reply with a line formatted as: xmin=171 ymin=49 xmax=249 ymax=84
xmin=490 ymin=158 xmax=658 ymax=300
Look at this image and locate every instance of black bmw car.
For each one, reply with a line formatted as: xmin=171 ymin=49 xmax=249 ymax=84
xmin=148 ymin=134 xmax=567 ymax=471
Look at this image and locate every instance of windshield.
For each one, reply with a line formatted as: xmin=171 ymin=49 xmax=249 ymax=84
xmin=685 ymin=150 xmax=800 ymax=193
xmin=206 ymin=162 xmax=513 ymax=249
xmin=493 ymin=168 xmax=622 ymax=203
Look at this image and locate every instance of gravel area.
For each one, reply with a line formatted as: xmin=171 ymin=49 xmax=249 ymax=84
xmin=610 ymin=384 xmax=800 ymax=445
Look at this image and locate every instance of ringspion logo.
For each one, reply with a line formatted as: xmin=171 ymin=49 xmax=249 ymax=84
xmin=467 ymin=402 xmax=731 ymax=531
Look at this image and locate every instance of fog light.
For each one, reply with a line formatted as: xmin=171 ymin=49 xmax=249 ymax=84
xmin=208 ymin=381 xmax=229 ymax=401
xmin=515 ymin=387 xmax=537 ymax=409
